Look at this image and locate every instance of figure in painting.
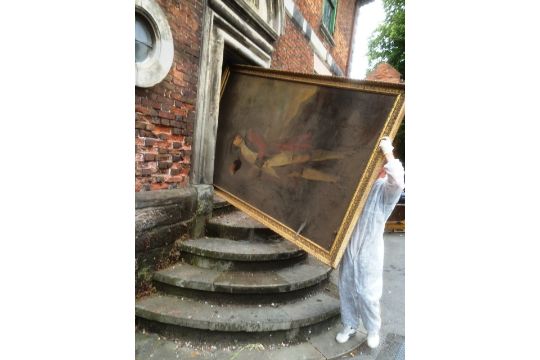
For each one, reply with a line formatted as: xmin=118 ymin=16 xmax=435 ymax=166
xmin=229 ymin=129 xmax=349 ymax=183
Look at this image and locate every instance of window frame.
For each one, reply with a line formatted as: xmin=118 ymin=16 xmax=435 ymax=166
xmin=322 ymin=0 xmax=338 ymax=35
xmin=135 ymin=12 xmax=156 ymax=63
xmin=135 ymin=0 xmax=174 ymax=88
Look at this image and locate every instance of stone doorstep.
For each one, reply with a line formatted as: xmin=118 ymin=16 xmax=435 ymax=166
xmin=179 ymin=236 xmax=305 ymax=261
xmin=205 ymin=217 xmax=277 ymax=241
xmin=211 ymin=194 xmax=235 ymax=217
xmin=135 ymin=291 xmax=340 ymax=332
xmin=153 ymin=256 xmax=331 ymax=293
xmin=208 ymin=210 xmax=269 ymax=229
xmin=135 ymin=322 xmax=366 ymax=360
xmin=212 ymin=193 xmax=228 ymax=207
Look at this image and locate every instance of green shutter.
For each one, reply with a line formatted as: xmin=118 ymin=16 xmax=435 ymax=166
xmin=323 ymin=0 xmax=338 ymax=34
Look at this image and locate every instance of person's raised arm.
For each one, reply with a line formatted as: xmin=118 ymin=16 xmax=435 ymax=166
xmin=378 ymin=136 xmax=405 ymax=190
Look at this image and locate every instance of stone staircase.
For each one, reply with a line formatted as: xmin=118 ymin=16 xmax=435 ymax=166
xmin=135 ymin=195 xmax=366 ymax=359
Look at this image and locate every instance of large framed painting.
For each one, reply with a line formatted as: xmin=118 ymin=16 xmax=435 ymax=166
xmin=213 ymin=65 xmax=405 ymax=268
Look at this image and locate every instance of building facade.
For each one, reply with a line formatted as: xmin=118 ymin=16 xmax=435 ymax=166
xmin=135 ymin=0 xmax=372 ymax=291
xmin=135 ymin=0 xmax=369 ymax=192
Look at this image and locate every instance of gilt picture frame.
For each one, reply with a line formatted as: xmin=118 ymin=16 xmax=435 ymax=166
xmin=213 ymin=65 xmax=404 ymax=268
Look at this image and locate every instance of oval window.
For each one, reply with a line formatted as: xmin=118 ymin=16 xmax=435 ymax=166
xmin=135 ymin=13 xmax=154 ymax=63
xmin=135 ymin=0 xmax=174 ymax=88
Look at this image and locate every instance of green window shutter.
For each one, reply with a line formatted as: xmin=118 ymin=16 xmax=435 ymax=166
xmin=322 ymin=0 xmax=338 ymax=34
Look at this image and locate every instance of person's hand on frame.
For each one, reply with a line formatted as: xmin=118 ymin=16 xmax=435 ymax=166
xmin=379 ymin=136 xmax=394 ymax=155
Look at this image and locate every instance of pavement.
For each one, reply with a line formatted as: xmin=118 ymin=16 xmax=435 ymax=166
xmin=329 ymin=232 xmax=405 ymax=360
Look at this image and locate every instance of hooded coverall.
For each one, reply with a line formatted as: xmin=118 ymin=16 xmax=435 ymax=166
xmin=338 ymin=158 xmax=405 ymax=334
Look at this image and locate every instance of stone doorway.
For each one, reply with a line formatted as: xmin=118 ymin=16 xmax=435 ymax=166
xmin=191 ymin=0 xmax=281 ymax=186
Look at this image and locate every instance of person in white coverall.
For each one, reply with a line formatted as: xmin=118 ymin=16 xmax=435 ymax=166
xmin=336 ymin=136 xmax=405 ymax=348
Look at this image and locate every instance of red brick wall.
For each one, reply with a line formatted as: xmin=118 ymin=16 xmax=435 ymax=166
xmin=270 ymin=17 xmax=314 ymax=73
xmin=294 ymin=0 xmax=321 ymax=36
xmin=366 ymin=63 xmax=403 ymax=83
xmin=135 ymin=0 xmax=203 ymax=192
xmin=332 ymin=0 xmax=357 ymax=72
xmin=293 ymin=0 xmax=357 ymax=74
xmin=134 ymin=0 xmax=358 ymax=192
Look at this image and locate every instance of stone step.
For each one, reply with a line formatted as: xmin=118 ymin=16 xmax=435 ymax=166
xmin=212 ymin=194 xmax=235 ymax=216
xmin=207 ymin=210 xmax=276 ymax=240
xmin=154 ymin=256 xmax=331 ymax=294
xmin=137 ymin=307 xmax=341 ymax=346
xmin=179 ymin=237 xmax=305 ymax=262
xmin=135 ymin=290 xmax=340 ymax=333
xmin=213 ymin=193 xmax=228 ymax=206
xmin=181 ymin=251 xmax=307 ymax=272
xmin=135 ymin=321 xmax=367 ymax=360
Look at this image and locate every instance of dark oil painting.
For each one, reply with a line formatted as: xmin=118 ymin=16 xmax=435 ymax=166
xmin=213 ymin=66 xmax=404 ymax=267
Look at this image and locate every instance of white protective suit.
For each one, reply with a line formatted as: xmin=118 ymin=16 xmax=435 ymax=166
xmin=338 ymin=158 xmax=405 ymax=334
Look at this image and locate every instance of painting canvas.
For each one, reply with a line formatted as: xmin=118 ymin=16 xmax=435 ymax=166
xmin=213 ymin=65 xmax=404 ymax=268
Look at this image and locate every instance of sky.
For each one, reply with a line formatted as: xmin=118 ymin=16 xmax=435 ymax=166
xmin=349 ymin=0 xmax=385 ymax=79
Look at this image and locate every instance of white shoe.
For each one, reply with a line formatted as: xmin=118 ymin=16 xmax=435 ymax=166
xmin=336 ymin=325 xmax=356 ymax=343
xmin=367 ymin=332 xmax=380 ymax=349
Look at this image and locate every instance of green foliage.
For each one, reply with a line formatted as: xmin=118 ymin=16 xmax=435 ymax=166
xmin=366 ymin=0 xmax=405 ymax=79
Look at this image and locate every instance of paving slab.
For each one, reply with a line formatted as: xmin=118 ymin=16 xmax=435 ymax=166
xmin=263 ymin=343 xmax=324 ymax=360
xmin=374 ymin=333 xmax=404 ymax=360
xmin=136 ymin=331 xmax=322 ymax=360
xmin=309 ymin=325 xmax=367 ymax=359
xmin=136 ymin=320 xmax=366 ymax=360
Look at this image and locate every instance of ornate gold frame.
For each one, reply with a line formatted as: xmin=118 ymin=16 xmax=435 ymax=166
xmin=215 ymin=65 xmax=405 ymax=268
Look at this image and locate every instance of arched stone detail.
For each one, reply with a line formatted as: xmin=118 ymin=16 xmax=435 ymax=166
xmin=190 ymin=0 xmax=285 ymax=185
xmin=230 ymin=0 xmax=285 ymax=38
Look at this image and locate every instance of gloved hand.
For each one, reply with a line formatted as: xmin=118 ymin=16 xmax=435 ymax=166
xmin=379 ymin=136 xmax=394 ymax=155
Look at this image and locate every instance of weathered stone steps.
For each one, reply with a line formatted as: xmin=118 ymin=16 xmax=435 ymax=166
xmin=135 ymin=193 xmax=360 ymax=358
xmin=135 ymin=290 xmax=340 ymax=333
xmin=153 ymin=256 xmax=331 ymax=294
xmin=179 ymin=236 xmax=305 ymax=261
